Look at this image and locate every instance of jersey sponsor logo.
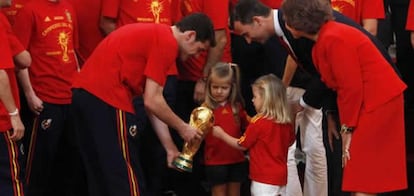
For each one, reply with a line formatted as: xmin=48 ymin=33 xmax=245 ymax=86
xmin=222 ymin=108 xmax=229 ymax=114
xmin=41 ymin=119 xmax=52 ymax=130
xmin=129 ymin=125 xmax=138 ymax=137
xmin=41 ymin=22 xmax=73 ymax=36
xmin=54 ymin=16 xmax=64 ymax=20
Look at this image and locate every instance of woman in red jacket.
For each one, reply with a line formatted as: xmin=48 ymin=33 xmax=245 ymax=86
xmin=281 ymin=0 xmax=407 ymax=195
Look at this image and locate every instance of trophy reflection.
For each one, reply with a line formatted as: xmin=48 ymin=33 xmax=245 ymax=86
xmin=173 ymin=106 xmax=214 ymax=172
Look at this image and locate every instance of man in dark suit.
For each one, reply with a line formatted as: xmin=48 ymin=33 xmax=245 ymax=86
xmin=231 ymin=0 xmax=398 ymax=195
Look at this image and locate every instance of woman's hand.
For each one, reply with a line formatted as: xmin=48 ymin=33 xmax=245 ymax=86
xmin=341 ymin=132 xmax=352 ymax=168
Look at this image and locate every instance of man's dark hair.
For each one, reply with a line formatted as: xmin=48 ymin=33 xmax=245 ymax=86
xmin=233 ymin=0 xmax=271 ymax=24
xmin=175 ymin=13 xmax=216 ymax=47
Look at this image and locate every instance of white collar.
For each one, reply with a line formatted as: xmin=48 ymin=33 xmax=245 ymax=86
xmin=273 ymin=9 xmax=285 ymax=38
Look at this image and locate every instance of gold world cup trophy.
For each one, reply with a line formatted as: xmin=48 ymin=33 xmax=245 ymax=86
xmin=173 ymin=106 xmax=214 ymax=172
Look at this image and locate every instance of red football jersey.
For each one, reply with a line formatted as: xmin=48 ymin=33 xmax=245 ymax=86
xmin=13 ymin=0 xmax=79 ymax=104
xmin=238 ymin=115 xmax=295 ymax=186
xmin=72 ymin=24 xmax=177 ymax=113
xmin=204 ymin=103 xmax=249 ymax=165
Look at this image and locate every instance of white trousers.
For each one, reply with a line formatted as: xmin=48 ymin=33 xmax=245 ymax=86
xmin=251 ymin=181 xmax=286 ymax=196
xmin=286 ymin=87 xmax=328 ymax=196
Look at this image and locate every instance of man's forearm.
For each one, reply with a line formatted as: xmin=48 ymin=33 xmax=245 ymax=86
xmin=144 ymin=79 xmax=187 ymax=132
xmin=282 ymin=55 xmax=297 ymax=86
xmin=16 ymin=69 xmax=35 ymax=97
xmin=148 ymin=113 xmax=178 ymax=152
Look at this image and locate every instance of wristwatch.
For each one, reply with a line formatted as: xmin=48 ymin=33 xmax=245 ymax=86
xmin=340 ymin=124 xmax=354 ymax=134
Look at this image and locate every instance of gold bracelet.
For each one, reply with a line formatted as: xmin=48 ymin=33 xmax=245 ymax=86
xmin=340 ymin=124 xmax=354 ymax=134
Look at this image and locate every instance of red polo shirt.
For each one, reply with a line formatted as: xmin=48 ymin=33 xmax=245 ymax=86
xmin=72 ymin=24 xmax=177 ymax=113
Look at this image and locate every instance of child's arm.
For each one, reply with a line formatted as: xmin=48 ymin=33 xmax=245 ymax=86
xmin=212 ymin=126 xmax=247 ymax=151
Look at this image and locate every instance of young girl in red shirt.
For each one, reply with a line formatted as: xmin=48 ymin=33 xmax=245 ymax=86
xmin=203 ymin=62 xmax=250 ymax=196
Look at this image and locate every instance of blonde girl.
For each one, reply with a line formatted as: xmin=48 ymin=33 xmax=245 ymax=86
xmin=213 ymin=74 xmax=295 ymax=196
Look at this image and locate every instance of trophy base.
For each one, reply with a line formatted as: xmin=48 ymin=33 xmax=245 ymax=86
xmin=172 ymin=155 xmax=193 ymax=172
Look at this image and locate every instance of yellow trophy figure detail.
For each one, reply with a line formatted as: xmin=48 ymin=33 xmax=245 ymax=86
xmin=150 ymin=0 xmax=163 ymax=24
xmin=173 ymin=106 xmax=214 ymax=172
xmin=58 ymin=32 xmax=69 ymax=62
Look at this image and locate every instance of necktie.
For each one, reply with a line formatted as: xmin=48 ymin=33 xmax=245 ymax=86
xmin=278 ymin=36 xmax=308 ymax=73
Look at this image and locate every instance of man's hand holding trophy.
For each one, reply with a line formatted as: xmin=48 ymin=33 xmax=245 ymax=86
xmin=173 ymin=106 xmax=214 ymax=172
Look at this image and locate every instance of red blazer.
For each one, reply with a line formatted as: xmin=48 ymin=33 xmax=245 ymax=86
xmin=312 ymin=21 xmax=406 ymax=127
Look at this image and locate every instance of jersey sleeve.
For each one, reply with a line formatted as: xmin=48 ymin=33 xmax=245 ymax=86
xmin=12 ymin=5 xmax=34 ymax=49
xmin=238 ymin=118 xmax=261 ymax=149
xmin=144 ymin=27 xmax=177 ymax=86
xmin=0 ymin=25 xmax=14 ymax=69
xmin=361 ymin=0 xmax=385 ymax=19
xmin=0 ymin=14 xmax=25 ymax=55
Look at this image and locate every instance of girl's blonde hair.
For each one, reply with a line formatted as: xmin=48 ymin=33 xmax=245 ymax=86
xmin=252 ymin=74 xmax=292 ymax=124
xmin=204 ymin=62 xmax=244 ymax=123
